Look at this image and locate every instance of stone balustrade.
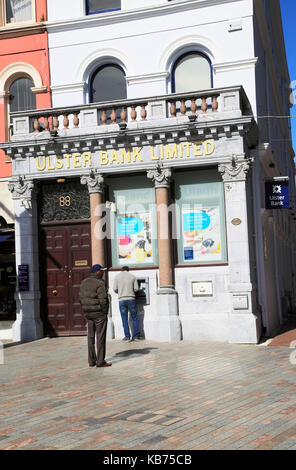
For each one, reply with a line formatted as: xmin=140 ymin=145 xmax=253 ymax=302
xmin=10 ymin=86 xmax=250 ymax=137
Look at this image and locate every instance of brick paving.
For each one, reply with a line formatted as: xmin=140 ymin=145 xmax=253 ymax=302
xmin=0 ymin=335 xmax=296 ymax=450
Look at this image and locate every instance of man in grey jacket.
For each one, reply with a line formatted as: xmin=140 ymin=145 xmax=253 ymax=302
xmin=113 ymin=266 xmax=142 ymax=342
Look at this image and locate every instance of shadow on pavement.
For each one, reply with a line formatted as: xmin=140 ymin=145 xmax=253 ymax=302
xmin=110 ymin=347 xmax=158 ymax=362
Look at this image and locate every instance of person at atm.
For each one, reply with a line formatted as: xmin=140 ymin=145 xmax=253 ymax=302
xmin=113 ymin=266 xmax=143 ymax=342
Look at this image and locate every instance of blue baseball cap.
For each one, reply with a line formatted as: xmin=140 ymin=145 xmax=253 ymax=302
xmin=91 ymin=264 xmax=107 ymax=272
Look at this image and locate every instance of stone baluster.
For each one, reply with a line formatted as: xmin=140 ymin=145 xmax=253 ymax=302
xmin=201 ymin=97 xmax=207 ymax=113
xmin=73 ymin=112 xmax=79 ymax=128
xmin=169 ymin=101 xmax=177 ymax=118
xmin=33 ymin=117 xmax=39 ymax=133
xmin=120 ymin=106 xmax=127 ymax=123
xmin=141 ymin=104 xmax=147 ymax=121
xmin=190 ymin=98 xmax=197 ymax=115
xmin=180 ymin=99 xmax=186 ymax=116
xmin=101 ymin=109 xmax=107 ymax=125
xmin=43 ymin=116 xmax=49 ymax=132
xmin=110 ymin=107 xmax=117 ymax=124
xmin=63 ymin=114 xmax=69 ymax=130
xmin=53 ymin=115 xmax=59 ymax=131
xmin=212 ymin=95 xmax=218 ymax=112
xmin=130 ymin=105 xmax=137 ymax=121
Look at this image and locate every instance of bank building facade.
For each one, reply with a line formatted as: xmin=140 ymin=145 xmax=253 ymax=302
xmin=1 ymin=0 xmax=295 ymax=344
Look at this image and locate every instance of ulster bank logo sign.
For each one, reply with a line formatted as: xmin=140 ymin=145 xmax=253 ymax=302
xmin=265 ymin=179 xmax=289 ymax=209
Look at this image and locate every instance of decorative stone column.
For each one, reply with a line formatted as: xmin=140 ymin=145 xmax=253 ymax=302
xmin=80 ymin=170 xmax=105 ymax=266
xmin=8 ymin=176 xmax=43 ymax=342
xmin=147 ymin=164 xmax=181 ymax=342
xmin=80 ymin=171 xmax=114 ymax=339
xmin=218 ymin=156 xmax=261 ymax=343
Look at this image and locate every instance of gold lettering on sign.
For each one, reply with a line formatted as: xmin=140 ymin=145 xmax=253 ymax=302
xmin=75 ymin=260 xmax=88 ymax=267
xmin=34 ymin=141 xmax=216 ymax=172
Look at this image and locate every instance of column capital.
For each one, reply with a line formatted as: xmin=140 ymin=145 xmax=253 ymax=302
xmin=218 ymin=155 xmax=253 ymax=182
xmin=8 ymin=176 xmax=37 ymax=209
xmin=147 ymin=164 xmax=172 ymax=188
xmin=80 ymin=170 xmax=104 ymax=194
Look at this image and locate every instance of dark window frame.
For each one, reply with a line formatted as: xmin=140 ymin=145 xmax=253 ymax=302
xmin=171 ymin=51 xmax=213 ymax=93
xmin=86 ymin=0 xmax=121 ymax=15
xmin=89 ymin=63 xmax=127 ymax=104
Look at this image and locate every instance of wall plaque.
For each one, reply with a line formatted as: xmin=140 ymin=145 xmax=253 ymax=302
xmin=75 ymin=260 xmax=88 ymax=267
xmin=231 ymin=218 xmax=241 ymax=226
xmin=18 ymin=265 xmax=29 ymax=292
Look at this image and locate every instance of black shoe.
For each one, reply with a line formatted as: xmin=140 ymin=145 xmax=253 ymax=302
xmin=122 ymin=337 xmax=130 ymax=342
xmin=96 ymin=362 xmax=112 ymax=368
xmin=132 ymin=336 xmax=145 ymax=342
xmin=89 ymin=363 xmax=96 ymax=367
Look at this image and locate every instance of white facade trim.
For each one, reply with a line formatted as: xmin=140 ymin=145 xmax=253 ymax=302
xmin=0 ymin=62 xmax=43 ymax=94
xmin=213 ymin=57 xmax=258 ymax=73
xmin=159 ymin=34 xmax=222 ymax=73
xmin=76 ymin=48 xmax=135 ymax=83
xmin=126 ymin=72 xmax=169 ymax=85
xmin=45 ymin=0 xmax=244 ymax=32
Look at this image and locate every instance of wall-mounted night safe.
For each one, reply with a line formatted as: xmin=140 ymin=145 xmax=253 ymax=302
xmin=136 ymin=277 xmax=150 ymax=305
xmin=192 ymin=281 xmax=213 ymax=297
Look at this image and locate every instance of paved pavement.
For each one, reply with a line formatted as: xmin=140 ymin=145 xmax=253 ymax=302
xmin=1 ymin=334 xmax=296 ymax=450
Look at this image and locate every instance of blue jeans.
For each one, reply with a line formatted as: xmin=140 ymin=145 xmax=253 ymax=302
xmin=119 ymin=299 xmax=140 ymax=340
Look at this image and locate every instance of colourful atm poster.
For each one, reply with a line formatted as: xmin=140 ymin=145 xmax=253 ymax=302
xmin=182 ymin=208 xmax=222 ymax=262
xmin=117 ymin=212 xmax=153 ymax=265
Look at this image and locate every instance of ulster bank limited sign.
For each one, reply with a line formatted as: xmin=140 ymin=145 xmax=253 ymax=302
xmin=265 ymin=179 xmax=289 ymax=209
xmin=33 ymin=140 xmax=216 ymax=173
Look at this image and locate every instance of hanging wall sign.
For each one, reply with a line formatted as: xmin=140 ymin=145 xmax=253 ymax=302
xmin=265 ymin=180 xmax=289 ymax=209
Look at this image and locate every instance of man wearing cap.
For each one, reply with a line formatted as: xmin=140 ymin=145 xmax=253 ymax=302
xmin=79 ymin=264 xmax=112 ymax=368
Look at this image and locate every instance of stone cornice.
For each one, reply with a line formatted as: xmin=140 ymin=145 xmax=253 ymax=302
xmin=45 ymin=0 xmax=242 ymax=33
xmin=0 ymin=23 xmax=46 ymax=39
xmin=2 ymin=115 xmax=258 ymax=159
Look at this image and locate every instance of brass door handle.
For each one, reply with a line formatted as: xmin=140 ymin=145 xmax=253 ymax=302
xmin=52 ymin=290 xmax=57 ymax=296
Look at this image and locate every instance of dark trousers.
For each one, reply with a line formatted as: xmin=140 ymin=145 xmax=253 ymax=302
xmin=86 ymin=313 xmax=108 ymax=366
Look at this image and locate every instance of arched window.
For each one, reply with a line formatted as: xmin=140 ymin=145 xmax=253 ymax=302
xmin=172 ymin=52 xmax=212 ymax=93
xmin=90 ymin=64 xmax=127 ymax=103
xmin=9 ymin=77 xmax=36 ymax=112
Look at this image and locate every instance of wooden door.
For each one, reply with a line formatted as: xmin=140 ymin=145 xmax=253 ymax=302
xmin=40 ymin=222 xmax=91 ymax=336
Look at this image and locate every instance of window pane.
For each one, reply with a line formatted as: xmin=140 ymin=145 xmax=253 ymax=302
xmin=175 ymin=170 xmax=227 ymax=264
xmin=87 ymin=0 xmax=121 ymax=14
xmin=174 ymin=54 xmax=211 ymax=93
xmin=6 ymin=0 xmax=32 ymax=23
xmin=90 ymin=65 xmax=127 ymax=103
xmin=9 ymin=77 xmax=36 ymax=113
xmin=109 ymin=175 xmax=158 ymax=268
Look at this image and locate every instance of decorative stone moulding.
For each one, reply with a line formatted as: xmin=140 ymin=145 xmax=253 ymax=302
xmin=218 ymin=155 xmax=253 ymax=182
xmin=147 ymin=164 xmax=172 ymax=188
xmin=80 ymin=170 xmax=105 ymax=194
xmin=8 ymin=176 xmax=37 ymax=209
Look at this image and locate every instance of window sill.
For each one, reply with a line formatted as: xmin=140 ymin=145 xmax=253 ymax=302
xmin=86 ymin=9 xmax=121 ymax=16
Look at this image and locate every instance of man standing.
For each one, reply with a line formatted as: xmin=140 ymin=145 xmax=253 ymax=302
xmin=79 ymin=264 xmax=112 ymax=368
xmin=113 ymin=266 xmax=142 ymax=342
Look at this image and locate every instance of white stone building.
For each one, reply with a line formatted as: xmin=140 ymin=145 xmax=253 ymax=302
xmin=1 ymin=0 xmax=295 ymax=344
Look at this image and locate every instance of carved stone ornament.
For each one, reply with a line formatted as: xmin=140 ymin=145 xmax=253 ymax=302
xmin=80 ymin=170 xmax=104 ymax=194
xmin=8 ymin=176 xmax=37 ymax=208
xmin=147 ymin=164 xmax=172 ymax=188
xmin=218 ymin=155 xmax=253 ymax=182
